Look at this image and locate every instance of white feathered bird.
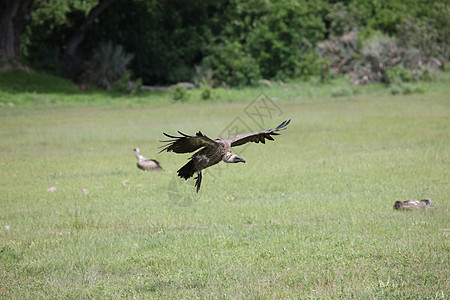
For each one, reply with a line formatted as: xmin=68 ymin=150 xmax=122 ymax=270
xmin=134 ymin=148 xmax=162 ymax=171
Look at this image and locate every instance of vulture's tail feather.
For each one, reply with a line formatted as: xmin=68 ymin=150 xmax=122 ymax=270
xmin=177 ymin=160 xmax=196 ymax=180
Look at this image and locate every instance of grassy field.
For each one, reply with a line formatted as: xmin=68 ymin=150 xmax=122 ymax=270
xmin=0 ymin=70 xmax=449 ymax=298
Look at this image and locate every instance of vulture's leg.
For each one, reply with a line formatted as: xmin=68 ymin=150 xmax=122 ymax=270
xmin=194 ymin=171 xmax=202 ymax=192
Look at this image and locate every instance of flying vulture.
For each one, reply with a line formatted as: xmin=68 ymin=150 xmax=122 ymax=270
xmin=134 ymin=148 xmax=162 ymax=171
xmin=394 ymin=198 xmax=431 ymax=210
xmin=159 ymin=119 xmax=290 ymax=192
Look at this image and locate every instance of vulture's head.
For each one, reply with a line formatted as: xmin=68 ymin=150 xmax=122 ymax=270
xmin=232 ymin=155 xmax=246 ymax=163
xmin=223 ymin=153 xmax=245 ymax=163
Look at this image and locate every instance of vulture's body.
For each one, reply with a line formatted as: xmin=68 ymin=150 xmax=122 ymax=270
xmin=394 ymin=198 xmax=431 ymax=210
xmin=134 ymin=148 xmax=162 ymax=171
xmin=160 ymin=120 xmax=290 ymax=192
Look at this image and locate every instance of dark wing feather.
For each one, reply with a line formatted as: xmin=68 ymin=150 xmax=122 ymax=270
xmin=226 ymin=119 xmax=290 ymax=147
xmin=159 ymin=131 xmax=218 ymax=153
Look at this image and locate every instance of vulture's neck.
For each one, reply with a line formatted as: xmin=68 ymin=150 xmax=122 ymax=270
xmin=223 ymin=152 xmax=239 ymax=163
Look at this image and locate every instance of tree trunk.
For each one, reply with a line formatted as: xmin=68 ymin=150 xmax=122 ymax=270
xmin=62 ymin=0 xmax=114 ymax=66
xmin=0 ymin=0 xmax=34 ymax=59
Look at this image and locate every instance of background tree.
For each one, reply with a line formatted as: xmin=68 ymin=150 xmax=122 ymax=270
xmin=62 ymin=0 xmax=114 ymax=71
xmin=0 ymin=0 xmax=34 ymax=59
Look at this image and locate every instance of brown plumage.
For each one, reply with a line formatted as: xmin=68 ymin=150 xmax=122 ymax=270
xmin=159 ymin=120 xmax=290 ymax=192
xmin=134 ymin=148 xmax=162 ymax=171
xmin=394 ymin=198 xmax=432 ymax=210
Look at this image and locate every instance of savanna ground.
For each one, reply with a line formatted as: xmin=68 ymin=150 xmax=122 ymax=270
xmin=0 ymin=71 xmax=449 ymax=298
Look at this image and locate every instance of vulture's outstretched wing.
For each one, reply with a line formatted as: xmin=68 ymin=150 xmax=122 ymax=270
xmin=226 ymin=119 xmax=290 ymax=147
xmin=159 ymin=131 xmax=218 ymax=153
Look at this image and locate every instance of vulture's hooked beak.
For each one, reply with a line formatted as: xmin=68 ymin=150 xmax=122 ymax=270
xmin=237 ymin=157 xmax=246 ymax=163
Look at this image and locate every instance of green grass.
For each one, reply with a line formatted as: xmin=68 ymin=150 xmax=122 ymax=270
xmin=0 ymin=70 xmax=449 ymax=298
xmin=2 ymin=68 xmax=447 ymax=107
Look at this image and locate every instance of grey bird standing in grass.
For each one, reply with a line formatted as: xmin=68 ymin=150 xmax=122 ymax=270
xmin=159 ymin=120 xmax=290 ymax=192
xmin=134 ymin=148 xmax=162 ymax=170
xmin=394 ymin=198 xmax=432 ymax=210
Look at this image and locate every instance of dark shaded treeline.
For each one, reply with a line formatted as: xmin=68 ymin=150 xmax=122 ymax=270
xmin=2 ymin=0 xmax=449 ymax=86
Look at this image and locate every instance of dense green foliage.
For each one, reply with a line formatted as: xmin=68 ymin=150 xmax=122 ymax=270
xmin=23 ymin=0 xmax=98 ymax=73
xmin=20 ymin=0 xmax=449 ymax=87
xmin=204 ymin=0 xmax=328 ymax=85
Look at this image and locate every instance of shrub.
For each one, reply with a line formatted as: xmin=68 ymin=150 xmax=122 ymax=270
xmin=386 ymin=67 xmax=413 ymax=85
xmin=111 ymin=73 xmax=132 ymax=94
xmin=205 ymin=41 xmax=261 ymax=87
xmin=316 ymin=30 xmax=359 ymax=75
xmin=111 ymin=73 xmax=143 ymax=95
xmin=390 ymin=83 xmax=425 ymax=95
xmin=201 ymin=86 xmax=213 ymax=101
xmin=199 ymin=78 xmax=214 ymax=101
xmin=79 ymin=41 xmax=134 ymax=89
xmin=418 ymin=66 xmax=435 ymax=82
xmin=171 ymin=84 xmax=189 ymax=101
xmin=318 ymin=30 xmax=425 ymax=85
